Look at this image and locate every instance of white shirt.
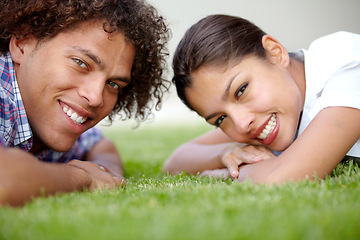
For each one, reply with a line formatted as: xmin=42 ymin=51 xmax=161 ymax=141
xmin=298 ymin=31 xmax=360 ymax=157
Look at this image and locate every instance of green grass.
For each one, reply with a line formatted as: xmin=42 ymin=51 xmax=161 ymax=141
xmin=1 ymin=123 xmax=360 ymax=240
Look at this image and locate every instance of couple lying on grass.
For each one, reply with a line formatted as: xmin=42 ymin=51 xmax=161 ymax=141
xmin=1 ymin=0 xmax=359 ymax=207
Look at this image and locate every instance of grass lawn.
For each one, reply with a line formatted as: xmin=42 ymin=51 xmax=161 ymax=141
xmin=1 ymin=123 xmax=360 ymax=240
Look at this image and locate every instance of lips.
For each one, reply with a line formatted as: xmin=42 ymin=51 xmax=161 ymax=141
xmin=62 ymin=105 xmax=88 ymax=125
xmin=257 ymin=114 xmax=276 ymax=140
xmin=252 ymin=113 xmax=279 ymax=146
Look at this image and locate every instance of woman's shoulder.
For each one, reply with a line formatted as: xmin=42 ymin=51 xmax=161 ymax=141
xmin=304 ymin=31 xmax=360 ymax=74
xmin=308 ymin=31 xmax=360 ymax=56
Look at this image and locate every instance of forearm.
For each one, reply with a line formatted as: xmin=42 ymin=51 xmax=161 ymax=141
xmin=85 ymin=138 xmax=124 ymax=178
xmin=237 ymin=155 xmax=327 ymax=184
xmin=163 ymin=142 xmax=233 ymax=174
xmin=237 ymin=107 xmax=360 ymax=184
xmin=0 ymin=148 xmax=89 ymax=207
xmin=237 ymin=146 xmax=335 ymax=184
xmin=237 ymin=158 xmax=282 ymax=184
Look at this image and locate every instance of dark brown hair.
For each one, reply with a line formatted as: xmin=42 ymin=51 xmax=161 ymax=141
xmin=172 ymin=14 xmax=266 ymax=110
xmin=0 ymin=0 xmax=171 ymax=123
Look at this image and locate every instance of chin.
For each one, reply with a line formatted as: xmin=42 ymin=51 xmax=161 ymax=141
xmin=272 ymin=140 xmax=293 ymax=152
xmin=45 ymin=139 xmax=77 ymax=153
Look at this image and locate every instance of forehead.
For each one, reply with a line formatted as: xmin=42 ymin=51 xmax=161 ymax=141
xmin=185 ymin=65 xmax=228 ymax=114
xmin=62 ymin=20 xmax=121 ymax=42
xmin=189 ymin=54 xmax=266 ymax=87
xmin=43 ymin=20 xmax=128 ymax=46
xmin=59 ymin=20 xmax=133 ymax=56
xmin=189 ymin=62 xmax=234 ymax=93
xmin=35 ymin=20 xmax=136 ymax=81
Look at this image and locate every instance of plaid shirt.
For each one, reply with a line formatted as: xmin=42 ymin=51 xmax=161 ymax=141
xmin=0 ymin=52 xmax=103 ymax=162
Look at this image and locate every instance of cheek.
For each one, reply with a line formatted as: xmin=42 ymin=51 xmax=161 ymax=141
xmin=223 ymin=128 xmax=237 ymax=141
xmin=102 ymin=93 xmax=118 ymax=115
xmin=223 ymin=129 xmax=249 ymax=143
xmin=220 ymin=123 xmax=246 ymax=143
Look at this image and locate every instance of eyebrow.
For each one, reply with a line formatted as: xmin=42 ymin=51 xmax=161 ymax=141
xmin=222 ymin=72 xmax=239 ymax=101
xmin=71 ymin=46 xmax=104 ymax=68
xmin=204 ymin=72 xmax=239 ymax=121
xmin=70 ymin=46 xmax=131 ymax=84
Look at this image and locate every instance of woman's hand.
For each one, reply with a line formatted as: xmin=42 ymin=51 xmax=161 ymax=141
xmin=220 ymin=144 xmax=275 ymax=178
xmin=200 ymin=168 xmax=230 ymax=179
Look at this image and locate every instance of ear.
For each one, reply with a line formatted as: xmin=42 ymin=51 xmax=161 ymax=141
xmin=9 ymin=35 xmax=37 ymax=64
xmin=261 ymin=35 xmax=289 ymax=67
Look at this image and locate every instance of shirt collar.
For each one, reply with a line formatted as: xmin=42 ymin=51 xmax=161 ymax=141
xmin=0 ymin=52 xmax=33 ymax=147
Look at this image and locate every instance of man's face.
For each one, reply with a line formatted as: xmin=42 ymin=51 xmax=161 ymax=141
xmin=11 ymin=20 xmax=135 ymax=152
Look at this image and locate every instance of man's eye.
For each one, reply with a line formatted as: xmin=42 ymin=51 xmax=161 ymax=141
xmin=73 ymin=58 xmax=87 ymax=69
xmin=215 ymin=115 xmax=226 ymax=127
xmin=107 ymin=80 xmax=120 ymax=90
xmin=235 ymin=83 xmax=248 ymax=99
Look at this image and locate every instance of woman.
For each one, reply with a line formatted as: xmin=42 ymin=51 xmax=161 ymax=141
xmin=163 ymin=14 xmax=360 ymax=184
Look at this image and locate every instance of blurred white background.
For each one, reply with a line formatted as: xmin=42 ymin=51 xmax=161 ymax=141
xmin=106 ymin=0 xmax=360 ymax=128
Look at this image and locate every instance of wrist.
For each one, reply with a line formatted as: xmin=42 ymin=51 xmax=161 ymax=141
xmin=219 ymin=143 xmax=238 ymax=166
xmin=65 ymin=161 xmax=92 ymax=191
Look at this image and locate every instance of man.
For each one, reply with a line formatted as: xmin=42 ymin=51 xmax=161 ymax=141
xmin=0 ymin=0 xmax=169 ymax=206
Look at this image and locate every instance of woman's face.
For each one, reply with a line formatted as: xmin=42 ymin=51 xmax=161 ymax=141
xmin=186 ymin=55 xmax=305 ymax=151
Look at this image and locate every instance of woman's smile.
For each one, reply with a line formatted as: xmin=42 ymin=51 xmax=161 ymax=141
xmin=253 ymin=113 xmax=280 ymax=145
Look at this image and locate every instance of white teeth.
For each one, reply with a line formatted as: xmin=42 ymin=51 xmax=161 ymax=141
xmin=62 ymin=106 xmax=88 ymax=125
xmin=257 ymin=114 xmax=276 ymax=140
xmin=71 ymin=112 xmax=78 ymax=121
xmin=77 ymin=116 xmax=85 ymax=124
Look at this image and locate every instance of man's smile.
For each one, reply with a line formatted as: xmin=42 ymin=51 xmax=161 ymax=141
xmin=62 ymin=105 xmax=88 ymax=125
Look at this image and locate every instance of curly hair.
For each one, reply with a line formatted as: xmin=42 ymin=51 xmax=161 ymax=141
xmin=0 ymin=0 xmax=171 ymax=123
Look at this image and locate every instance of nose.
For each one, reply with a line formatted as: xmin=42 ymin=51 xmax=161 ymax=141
xmin=229 ymin=107 xmax=255 ymax=135
xmin=78 ymin=77 xmax=104 ymax=108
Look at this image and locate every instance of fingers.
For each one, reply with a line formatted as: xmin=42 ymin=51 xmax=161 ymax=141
xmin=239 ymin=145 xmax=275 ymax=160
xmin=108 ymin=172 xmax=126 ymax=188
xmin=90 ymin=175 xmax=125 ymax=191
xmin=200 ymin=168 xmax=230 ymax=179
xmin=235 ymin=151 xmax=263 ymax=164
xmin=109 ymin=176 xmax=126 ymax=189
xmin=67 ymin=161 xmax=126 ymax=191
xmin=97 ymin=164 xmax=126 ymax=189
xmin=221 ymin=144 xmax=275 ymax=179
xmin=222 ymin=151 xmax=263 ymax=178
xmin=221 ymin=152 xmax=240 ymax=178
xmin=98 ymin=165 xmax=108 ymax=172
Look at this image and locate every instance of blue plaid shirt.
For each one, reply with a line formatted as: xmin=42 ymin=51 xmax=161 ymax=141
xmin=0 ymin=52 xmax=103 ymax=162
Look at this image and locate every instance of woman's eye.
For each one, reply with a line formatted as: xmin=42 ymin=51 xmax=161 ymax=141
xmin=73 ymin=58 xmax=87 ymax=69
xmin=235 ymin=83 xmax=248 ymax=99
xmin=215 ymin=115 xmax=226 ymax=127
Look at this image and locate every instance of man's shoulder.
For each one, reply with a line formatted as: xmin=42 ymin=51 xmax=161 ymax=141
xmin=0 ymin=52 xmax=16 ymax=94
